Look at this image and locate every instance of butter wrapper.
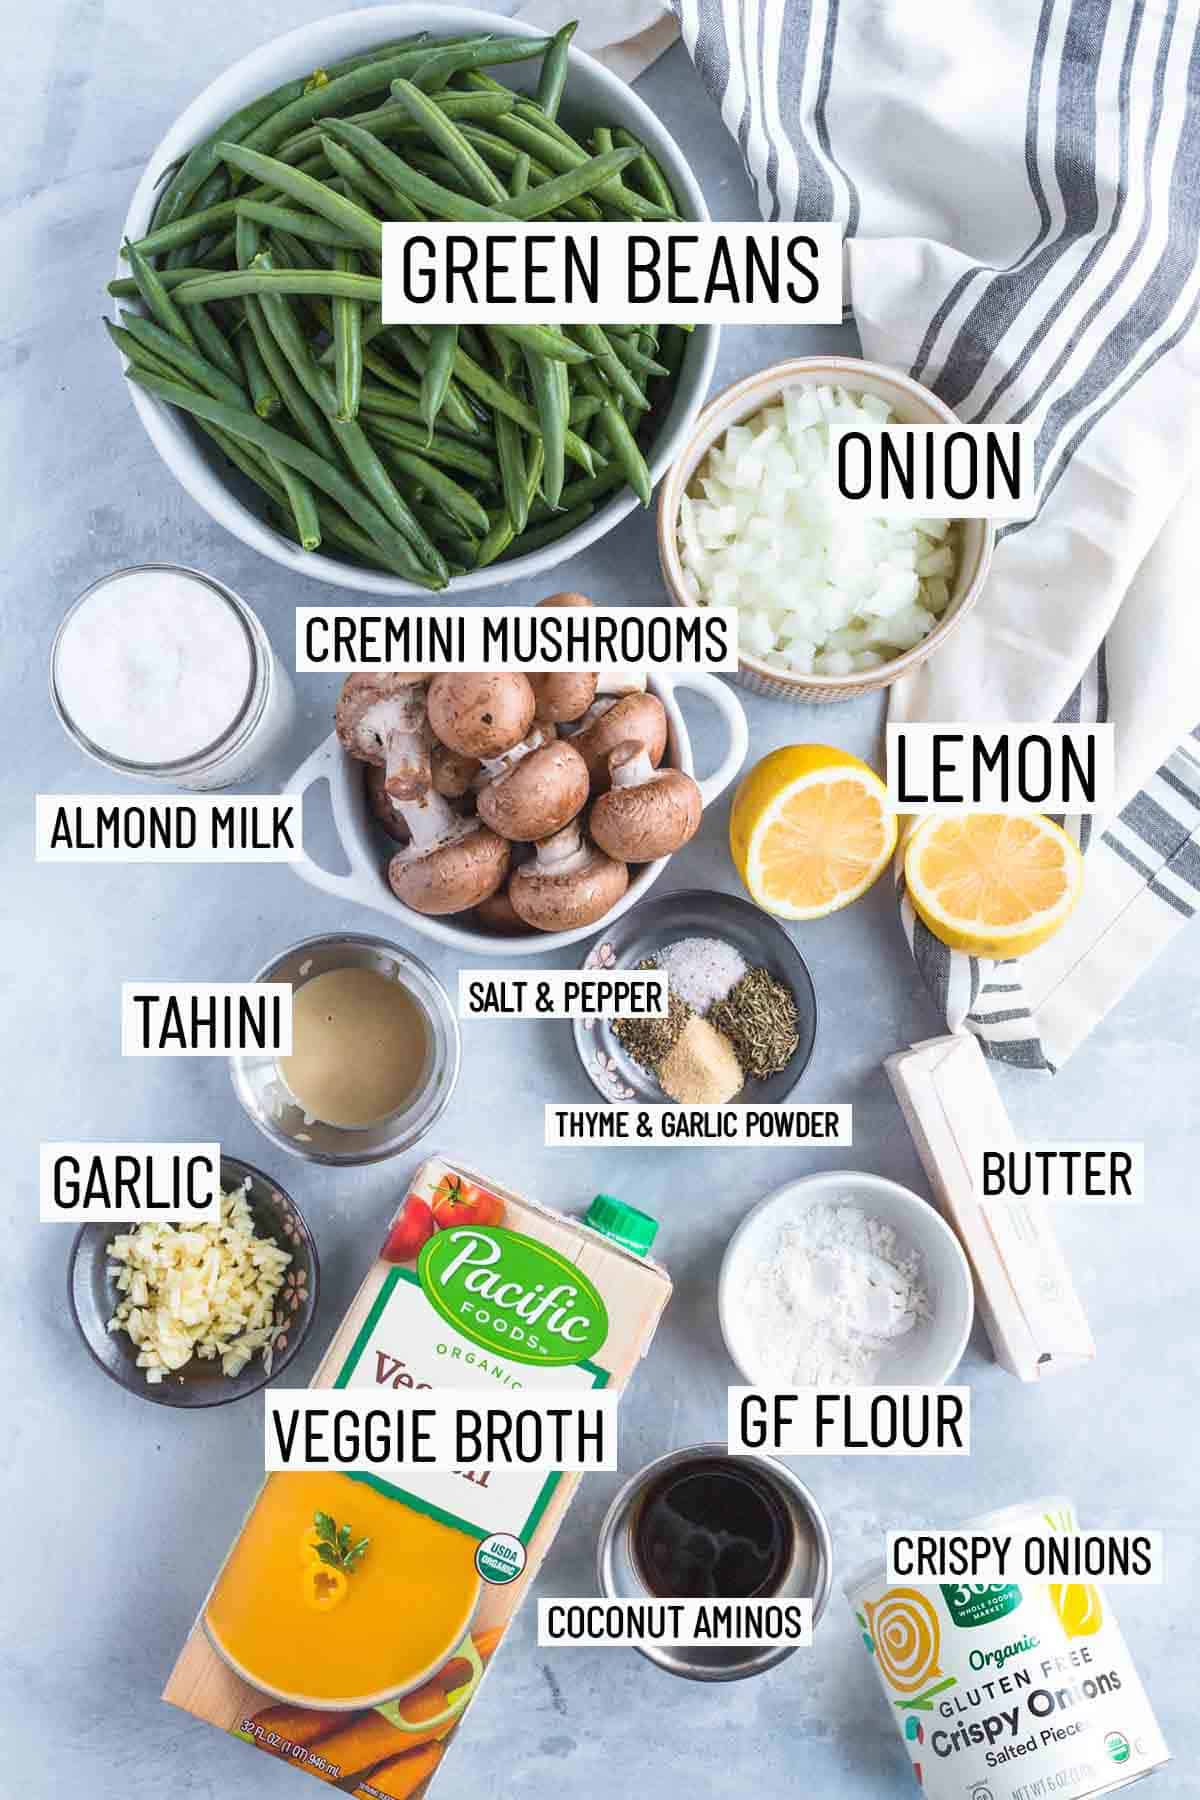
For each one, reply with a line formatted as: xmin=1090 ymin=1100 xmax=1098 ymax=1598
xmin=885 ymin=1034 xmax=1095 ymax=1381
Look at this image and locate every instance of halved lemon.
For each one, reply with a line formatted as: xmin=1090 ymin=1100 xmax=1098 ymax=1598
xmin=904 ymin=812 xmax=1083 ymax=957
xmin=730 ymin=745 xmax=897 ymax=920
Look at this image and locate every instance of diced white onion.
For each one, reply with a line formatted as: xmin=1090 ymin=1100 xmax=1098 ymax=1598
xmin=677 ymin=384 xmax=958 ymax=673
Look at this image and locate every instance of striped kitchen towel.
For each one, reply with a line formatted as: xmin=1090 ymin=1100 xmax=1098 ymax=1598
xmin=666 ymin=0 xmax=1200 ymax=1069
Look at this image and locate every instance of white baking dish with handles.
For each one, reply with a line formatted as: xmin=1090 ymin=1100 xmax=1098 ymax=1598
xmin=283 ymin=670 xmax=749 ymax=955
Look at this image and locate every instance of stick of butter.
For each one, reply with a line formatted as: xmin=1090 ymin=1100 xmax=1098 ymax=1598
xmin=885 ymin=1033 xmax=1095 ymax=1381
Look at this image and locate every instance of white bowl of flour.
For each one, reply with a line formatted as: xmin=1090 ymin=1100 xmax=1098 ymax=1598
xmin=718 ymin=1172 xmax=974 ymax=1388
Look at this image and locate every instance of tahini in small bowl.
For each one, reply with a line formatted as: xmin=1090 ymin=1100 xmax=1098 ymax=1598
xmin=572 ymin=887 xmax=817 ymax=1103
xmin=231 ymin=932 xmax=461 ymax=1166
xmin=718 ymin=1170 xmax=974 ymax=1389
xmin=657 ymin=356 xmax=995 ymax=704
xmin=116 ymin=5 xmax=719 ymax=595
xmin=68 ymin=1154 xmax=319 ymax=1408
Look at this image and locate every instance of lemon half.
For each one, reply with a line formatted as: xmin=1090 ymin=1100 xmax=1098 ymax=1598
xmin=730 ymin=745 xmax=897 ymax=921
xmin=904 ymin=811 xmax=1083 ymax=957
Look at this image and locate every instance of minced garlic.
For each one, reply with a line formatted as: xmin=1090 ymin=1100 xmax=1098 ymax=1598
xmin=106 ymin=1182 xmax=293 ymax=1383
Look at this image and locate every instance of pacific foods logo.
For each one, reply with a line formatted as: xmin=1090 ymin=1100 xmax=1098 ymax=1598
xmin=418 ymin=1226 xmax=609 ymax=1367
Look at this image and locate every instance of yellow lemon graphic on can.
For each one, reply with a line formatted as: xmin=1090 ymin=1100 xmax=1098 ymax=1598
xmin=864 ymin=1588 xmax=945 ymax=1697
xmin=1050 ymin=1582 xmax=1103 ymax=1638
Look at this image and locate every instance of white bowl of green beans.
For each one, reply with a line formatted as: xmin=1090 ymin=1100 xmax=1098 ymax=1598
xmin=110 ymin=7 xmax=718 ymax=593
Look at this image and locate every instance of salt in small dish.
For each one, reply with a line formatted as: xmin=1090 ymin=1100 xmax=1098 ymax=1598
xmin=572 ymin=888 xmax=818 ymax=1104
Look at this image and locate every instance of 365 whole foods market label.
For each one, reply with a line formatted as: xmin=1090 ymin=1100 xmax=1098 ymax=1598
xmin=846 ymin=1500 xmax=1171 ymax=1800
xmin=35 ymin=796 xmax=302 ymax=862
xmin=546 ymin=1104 xmax=851 ymax=1147
xmin=321 ymin=1232 xmax=612 ymax=1546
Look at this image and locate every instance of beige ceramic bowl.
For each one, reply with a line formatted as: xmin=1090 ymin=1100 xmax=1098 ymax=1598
xmin=657 ymin=356 xmax=995 ymax=704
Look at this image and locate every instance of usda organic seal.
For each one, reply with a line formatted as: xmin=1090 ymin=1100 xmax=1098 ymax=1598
xmin=476 ymin=1533 xmax=526 ymax=1586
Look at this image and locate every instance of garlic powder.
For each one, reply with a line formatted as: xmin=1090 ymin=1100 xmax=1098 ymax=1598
xmin=106 ymin=1181 xmax=292 ymax=1383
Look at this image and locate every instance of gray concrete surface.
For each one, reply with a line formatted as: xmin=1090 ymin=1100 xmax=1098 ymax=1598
xmin=4 ymin=4 xmax=1195 ymax=1797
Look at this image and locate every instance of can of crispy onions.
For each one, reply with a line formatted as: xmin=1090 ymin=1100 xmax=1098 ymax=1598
xmin=845 ymin=1497 xmax=1170 ymax=1799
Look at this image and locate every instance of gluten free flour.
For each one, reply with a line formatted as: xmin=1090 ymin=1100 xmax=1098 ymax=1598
xmin=744 ymin=1202 xmax=929 ymax=1386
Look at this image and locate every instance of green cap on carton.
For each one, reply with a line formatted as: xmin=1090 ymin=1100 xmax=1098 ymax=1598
xmin=584 ymin=1193 xmax=658 ymax=1257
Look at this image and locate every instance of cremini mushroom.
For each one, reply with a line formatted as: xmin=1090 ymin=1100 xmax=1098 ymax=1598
xmin=336 ymin=673 xmax=430 ymax=799
xmin=476 ymin=725 xmax=590 ymax=842
xmin=386 ymin=777 xmax=510 ymax=916
xmin=508 ymin=822 xmax=629 ymax=932
xmin=427 ymin=672 xmax=535 ymax=759
xmin=572 ymin=690 xmax=668 ymax=793
xmin=590 ymin=741 xmax=703 ymax=863
xmin=474 ymin=876 xmax=534 ymax=934
xmin=365 ymin=763 xmax=409 ymax=844
xmin=536 ymin=592 xmax=646 ymax=711
xmin=432 ymin=742 xmax=481 ymax=801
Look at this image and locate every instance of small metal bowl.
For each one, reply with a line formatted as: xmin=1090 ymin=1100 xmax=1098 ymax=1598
xmin=231 ymin=931 xmax=461 ymax=1165
xmin=67 ymin=1153 xmax=319 ymax=1408
xmin=572 ymin=889 xmax=818 ymax=1103
xmin=597 ymin=1443 xmax=833 ymax=1681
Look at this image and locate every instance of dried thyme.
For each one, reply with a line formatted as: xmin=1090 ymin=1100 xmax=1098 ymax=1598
xmin=613 ymin=958 xmax=691 ymax=1074
xmin=709 ymin=966 xmax=799 ymax=1081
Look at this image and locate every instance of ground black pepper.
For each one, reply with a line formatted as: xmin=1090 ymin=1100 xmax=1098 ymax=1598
xmin=613 ymin=958 xmax=691 ymax=1073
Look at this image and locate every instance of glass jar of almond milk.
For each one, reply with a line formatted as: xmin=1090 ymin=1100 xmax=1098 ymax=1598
xmin=50 ymin=565 xmax=296 ymax=789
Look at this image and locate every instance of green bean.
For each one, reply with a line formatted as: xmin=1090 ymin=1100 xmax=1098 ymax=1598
xmin=117 ymin=309 xmax=245 ymax=409
xmin=276 ymin=88 xmax=514 ymax=168
xmin=108 ymin=269 xmax=213 ymax=297
xmin=570 ymin=322 xmax=648 ymax=412
xmin=321 ymin=135 xmax=424 ymax=221
xmin=476 ymin=441 xmax=545 ymax=565
xmin=373 ymin=444 xmax=490 ymax=536
xmin=334 ymin=418 xmax=450 ymax=580
xmin=363 ymin=413 xmax=497 ymax=482
xmin=420 ymin=333 xmax=594 ymax=472
xmin=333 ymin=249 xmax=363 ymax=422
xmin=500 ymin=500 xmax=595 ymax=560
xmin=389 ymin=78 xmax=508 ymax=205
xmin=522 ymin=345 xmax=567 ymax=508
xmin=502 ymin=146 xmax=638 ymax=219
xmin=595 ymin=394 xmax=651 ymax=506
xmin=244 ymin=294 xmax=337 ymax=459
xmin=421 ymin=324 xmax=458 ymax=440
xmin=125 ymin=368 xmax=444 ymax=585
xmin=103 ymin=317 xmax=181 ymax=385
xmin=510 ymin=103 xmax=671 ymax=220
xmin=568 ymin=394 xmax=603 ymax=428
xmin=608 ymin=332 xmax=670 ymax=379
xmin=124 ymin=238 xmax=199 ymax=350
xmin=186 ymin=300 xmax=246 ymax=386
xmin=233 ymin=199 xmax=361 ymax=249
xmin=406 ymin=34 xmax=549 ymax=93
xmin=203 ymin=421 xmax=287 ymax=506
xmin=274 ymin=459 xmax=323 ymax=550
xmin=216 ymin=143 xmax=382 ymax=252
xmin=529 ymin=460 xmax=627 ymax=523
xmin=322 ymin=118 xmax=511 ymax=222
xmin=490 ymin=334 xmax=530 ymax=534
xmin=535 ymin=21 xmax=576 ymax=121
xmin=239 ymin=47 xmax=476 ymax=163
xmin=658 ymin=322 xmax=688 ymax=379
xmin=488 ymin=322 xmax=591 ymax=364
xmin=361 ymin=349 xmax=420 ymax=399
xmin=371 ymin=328 xmax=483 ymax=435
xmin=126 ymin=198 xmax=240 ymax=261
xmin=234 ymin=321 xmax=281 ymax=419
xmin=508 ymin=150 xmax=531 ymax=197
xmin=612 ymin=127 xmax=680 ymax=215
xmin=173 ymin=268 xmax=383 ymax=305
xmin=457 ymin=126 xmax=602 ymax=222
